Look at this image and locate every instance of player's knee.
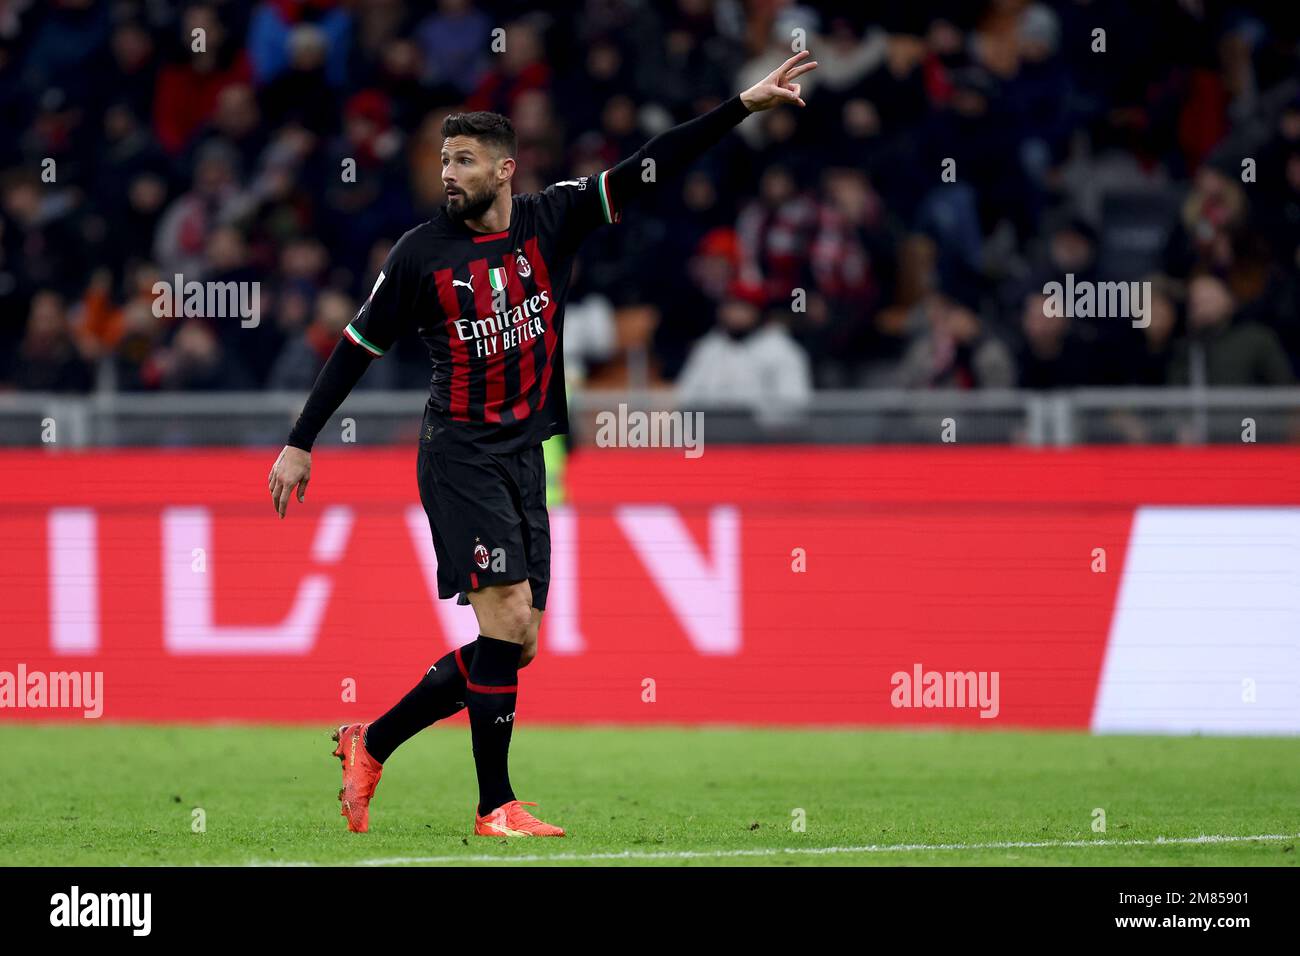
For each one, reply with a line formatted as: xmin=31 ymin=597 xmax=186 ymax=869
xmin=470 ymin=582 xmax=533 ymax=645
xmin=495 ymin=586 xmax=533 ymax=643
xmin=518 ymin=631 xmax=538 ymax=668
xmin=518 ymin=642 xmax=536 ymax=668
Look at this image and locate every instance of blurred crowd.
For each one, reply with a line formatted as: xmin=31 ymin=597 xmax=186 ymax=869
xmin=1 ymin=0 xmax=1298 ymax=406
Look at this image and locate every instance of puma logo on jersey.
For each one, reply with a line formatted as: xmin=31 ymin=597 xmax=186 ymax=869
xmin=452 ymin=276 xmax=474 ymax=292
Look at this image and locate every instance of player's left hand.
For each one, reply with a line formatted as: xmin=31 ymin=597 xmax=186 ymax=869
xmin=740 ymin=49 xmax=819 ymax=111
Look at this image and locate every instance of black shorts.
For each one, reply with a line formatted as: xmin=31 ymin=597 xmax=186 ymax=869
xmin=416 ymin=439 xmax=551 ymax=611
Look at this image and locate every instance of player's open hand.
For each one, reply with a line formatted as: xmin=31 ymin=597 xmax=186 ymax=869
xmin=268 ymin=445 xmax=311 ymax=519
xmin=740 ymin=49 xmax=819 ymax=111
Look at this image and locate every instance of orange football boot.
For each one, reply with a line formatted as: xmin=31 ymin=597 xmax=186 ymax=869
xmin=331 ymin=722 xmax=383 ymax=833
xmin=474 ymin=800 xmax=566 ymax=837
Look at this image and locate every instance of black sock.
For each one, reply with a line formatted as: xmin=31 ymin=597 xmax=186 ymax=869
xmin=364 ymin=641 xmax=478 ymax=764
xmin=466 ymin=635 xmax=521 ymax=815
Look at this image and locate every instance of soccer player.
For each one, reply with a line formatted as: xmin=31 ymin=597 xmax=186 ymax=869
xmin=267 ymin=51 xmax=818 ymax=837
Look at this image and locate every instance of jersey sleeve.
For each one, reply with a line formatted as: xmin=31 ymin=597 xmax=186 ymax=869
xmin=537 ymin=170 xmax=620 ymax=253
xmin=343 ymin=228 xmax=423 ymax=357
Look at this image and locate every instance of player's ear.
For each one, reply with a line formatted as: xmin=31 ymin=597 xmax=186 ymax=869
xmin=498 ymin=155 xmax=515 ymax=185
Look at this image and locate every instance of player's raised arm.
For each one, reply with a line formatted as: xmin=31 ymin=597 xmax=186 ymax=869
xmin=602 ymin=50 xmax=819 ymax=211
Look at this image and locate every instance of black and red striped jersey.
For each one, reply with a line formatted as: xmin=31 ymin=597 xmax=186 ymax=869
xmin=346 ymin=170 xmax=620 ymax=453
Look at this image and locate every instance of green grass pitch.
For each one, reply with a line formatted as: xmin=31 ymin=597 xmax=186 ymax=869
xmin=1 ymin=725 xmax=1296 ymax=866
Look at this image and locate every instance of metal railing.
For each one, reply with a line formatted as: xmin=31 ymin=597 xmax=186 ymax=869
xmin=1 ymin=387 xmax=1298 ymax=448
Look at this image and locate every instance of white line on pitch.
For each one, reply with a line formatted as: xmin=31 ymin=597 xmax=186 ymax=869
xmin=246 ymin=832 xmax=1300 ymax=866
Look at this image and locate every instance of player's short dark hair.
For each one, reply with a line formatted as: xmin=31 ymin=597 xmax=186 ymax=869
xmin=441 ymin=111 xmax=517 ymax=158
